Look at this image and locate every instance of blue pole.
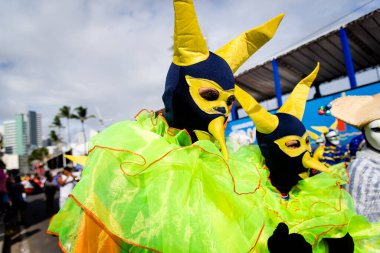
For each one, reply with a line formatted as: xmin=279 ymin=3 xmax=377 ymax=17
xmin=272 ymin=59 xmax=283 ymax=107
xmin=231 ymin=102 xmax=237 ymax=120
xmin=339 ymin=27 xmax=357 ymax=89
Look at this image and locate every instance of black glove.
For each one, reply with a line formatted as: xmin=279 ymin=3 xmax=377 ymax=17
xmin=325 ymin=233 xmax=354 ymax=253
xmin=268 ymin=223 xmax=312 ymax=253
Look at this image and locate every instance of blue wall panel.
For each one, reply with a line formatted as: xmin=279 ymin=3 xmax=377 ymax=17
xmin=226 ymin=82 xmax=380 ymax=146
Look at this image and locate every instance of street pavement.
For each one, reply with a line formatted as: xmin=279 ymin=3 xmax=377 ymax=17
xmin=2 ymin=193 xmax=61 ymax=253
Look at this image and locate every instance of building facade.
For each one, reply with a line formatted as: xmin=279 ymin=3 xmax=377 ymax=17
xmin=3 ymin=111 xmax=42 ymax=155
xmin=15 ymin=113 xmax=27 ymax=155
xmin=4 ymin=120 xmax=16 ymax=154
xmin=27 ymin=111 xmax=42 ymax=149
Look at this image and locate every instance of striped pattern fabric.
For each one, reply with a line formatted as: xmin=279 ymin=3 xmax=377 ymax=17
xmin=345 ymin=145 xmax=380 ymax=222
xmin=320 ymin=144 xmax=349 ymax=166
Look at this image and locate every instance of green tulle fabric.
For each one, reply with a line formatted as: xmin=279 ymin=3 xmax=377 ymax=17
xmin=48 ymin=111 xmax=379 ymax=253
xmin=233 ymin=146 xmax=380 ymax=253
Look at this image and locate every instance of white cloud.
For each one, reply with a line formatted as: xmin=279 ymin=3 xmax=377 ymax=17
xmin=0 ymin=0 xmax=377 ymax=143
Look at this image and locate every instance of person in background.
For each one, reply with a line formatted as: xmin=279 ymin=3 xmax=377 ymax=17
xmin=331 ymin=93 xmax=380 ymax=222
xmin=31 ymin=173 xmax=43 ymax=194
xmin=8 ymin=175 xmax=27 ymax=225
xmin=44 ymin=171 xmax=58 ymax=214
xmin=348 ymin=134 xmax=366 ymax=160
xmin=311 ymin=121 xmax=349 ymax=167
xmin=0 ymin=159 xmax=8 ymax=216
xmin=58 ymin=167 xmax=77 ymax=209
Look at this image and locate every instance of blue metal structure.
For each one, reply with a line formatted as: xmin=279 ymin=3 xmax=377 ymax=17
xmin=231 ymin=102 xmax=237 ymax=120
xmin=339 ymin=27 xmax=357 ymax=89
xmin=235 ymin=10 xmax=379 ymax=103
xmin=271 ymin=59 xmax=283 ymax=107
xmin=229 ymin=11 xmax=380 ymax=148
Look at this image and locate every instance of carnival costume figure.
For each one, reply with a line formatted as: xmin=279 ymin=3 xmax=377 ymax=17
xmin=235 ymin=65 xmax=380 ymax=252
xmin=331 ymin=94 xmax=380 ymax=222
xmin=311 ymin=122 xmax=349 ymax=167
xmin=48 ymin=0 xmax=286 ymax=252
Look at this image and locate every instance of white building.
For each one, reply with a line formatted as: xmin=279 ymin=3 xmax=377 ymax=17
xmin=4 ymin=120 xmax=16 ymax=154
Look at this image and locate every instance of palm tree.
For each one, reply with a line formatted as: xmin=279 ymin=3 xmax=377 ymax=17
xmin=49 ymin=129 xmax=63 ymax=153
xmin=72 ymin=106 xmax=96 ymax=154
xmin=50 ymin=115 xmax=65 ymax=137
xmin=59 ymin=106 xmax=74 ymax=145
xmin=49 ymin=130 xmax=64 ymax=168
xmin=49 ymin=130 xmax=62 ymax=146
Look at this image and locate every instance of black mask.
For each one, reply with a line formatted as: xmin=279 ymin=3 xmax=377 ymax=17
xmin=235 ymin=64 xmax=329 ymax=194
xmin=257 ymin=113 xmax=308 ymax=193
xmin=163 ymin=52 xmax=234 ymax=140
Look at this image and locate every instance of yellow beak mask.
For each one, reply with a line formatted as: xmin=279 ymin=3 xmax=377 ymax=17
xmin=162 ymin=0 xmax=284 ymax=160
xmin=235 ymin=63 xmax=330 ymax=193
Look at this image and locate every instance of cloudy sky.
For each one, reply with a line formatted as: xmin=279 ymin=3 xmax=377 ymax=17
xmin=0 ymin=0 xmax=378 ymax=143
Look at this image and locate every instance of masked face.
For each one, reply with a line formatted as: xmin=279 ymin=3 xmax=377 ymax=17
xmin=235 ymin=64 xmax=329 ymax=193
xmin=316 ymin=137 xmax=325 ymax=146
xmin=186 ymin=76 xmax=234 ymax=117
xmin=364 ymin=119 xmax=380 ymax=151
xmin=163 ymin=52 xmax=235 ymax=159
xmin=163 ymin=52 xmax=235 ymax=137
xmin=325 ymin=130 xmax=340 ymax=146
xmin=274 ymin=133 xmax=312 ymax=157
xmin=257 ymin=113 xmax=329 ymax=193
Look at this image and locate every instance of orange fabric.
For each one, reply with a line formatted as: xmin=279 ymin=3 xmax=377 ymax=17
xmin=75 ymin=210 xmax=122 ymax=253
xmin=337 ymin=119 xmax=346 ymax=132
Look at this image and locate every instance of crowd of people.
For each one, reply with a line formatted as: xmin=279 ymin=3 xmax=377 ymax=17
xmin=0 ymin=161 xmax=81 ymax=229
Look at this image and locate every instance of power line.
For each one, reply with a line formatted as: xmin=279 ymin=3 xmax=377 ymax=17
xmin=269 ymin=0 xmax=377 ymax=60
xmin=300 ymin=0 xmax=375 ymax=42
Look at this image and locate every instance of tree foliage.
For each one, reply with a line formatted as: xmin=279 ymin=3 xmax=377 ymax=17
xmin=50 ymin=115 xmax=65 ymax=129
xmin=71 ymin=106 xmax=95 ymax=123
xmin=58 ymin=105 xmax=75 ymax=144
xmin=28 ymin=147 xmax=49 ymax=163
xmin=49 ymin=130 xmax=61 ymax=143
xmin=72 ymin=106 xmax=96 ymax=154
xmin=58 ymin=106 xmax=74 ymax=119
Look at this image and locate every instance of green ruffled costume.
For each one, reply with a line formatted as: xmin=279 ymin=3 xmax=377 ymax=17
xmin=48 ymin=111 xmax=379 ymax=253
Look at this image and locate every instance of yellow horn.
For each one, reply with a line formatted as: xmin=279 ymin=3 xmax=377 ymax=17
xmin=330 ymin=119 xmax=338 ymax=130
xmin=311 ymin=126 xmax=329 ymax=134
xmin=277 ymin=63 xmax=320 ymax=120
xmin=235 ymin=85 xmax=279 ymax=134
xmin=215 ymin=14 xmax=284 ymax=73
xmin=307 ymin=130 xmax=319 ymax=141
xmin=65 ymin=155 xmax=87 ymax=166
xmin=173 ymin=0 xmax=209 ymax=66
